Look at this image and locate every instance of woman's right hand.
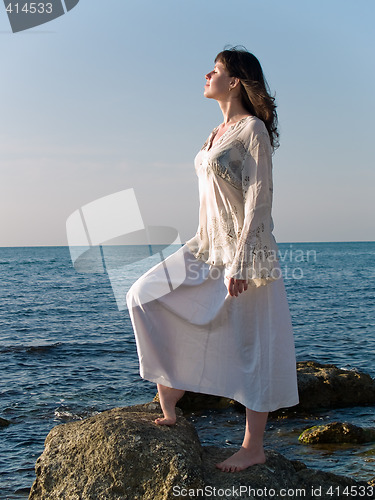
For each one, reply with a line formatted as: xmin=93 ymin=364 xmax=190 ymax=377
xmin=228 ymin=278 xmax=248 ymax=297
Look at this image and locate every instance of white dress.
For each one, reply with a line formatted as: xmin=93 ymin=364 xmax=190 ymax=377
xmin=127 ymin=116 xmax=299 ymax=412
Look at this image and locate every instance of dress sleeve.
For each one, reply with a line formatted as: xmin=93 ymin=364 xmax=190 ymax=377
xmin=226 ymin=131 xmax=279 ymax=286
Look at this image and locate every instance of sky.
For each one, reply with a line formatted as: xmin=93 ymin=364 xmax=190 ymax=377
xmin=1 ymin=0 xmax=374 ymax=246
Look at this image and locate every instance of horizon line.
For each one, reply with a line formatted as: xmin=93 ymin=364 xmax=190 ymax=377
xmin=0 ymin=240 xmax=374 ymax=249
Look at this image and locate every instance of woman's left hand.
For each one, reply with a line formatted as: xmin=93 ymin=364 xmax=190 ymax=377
xmin=228 ymin=278 xmax=248 ymax=297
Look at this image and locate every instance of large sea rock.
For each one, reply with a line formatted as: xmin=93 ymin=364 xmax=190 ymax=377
xmin=29 ymin=402 xmax=374 ymax=500
xmin=29 ymin=403 xmax=203 ymax=499
xmin=296 ymin=361 xmax=375 ymax=410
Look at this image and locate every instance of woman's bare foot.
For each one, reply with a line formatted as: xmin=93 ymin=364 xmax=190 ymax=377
xmin=216 ymin=408 xmax=268 ymax=472
xmin=154 ymin=416 xmax=176 ymax=426
xmin=155 ymin=384 xmax=185 ymax=426
xmin=216 ymin=446 xmax=266 ymax=472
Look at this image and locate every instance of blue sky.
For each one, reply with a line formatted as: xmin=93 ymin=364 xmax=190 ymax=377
xmin=1 ymin=0 xmax=374 ymax=245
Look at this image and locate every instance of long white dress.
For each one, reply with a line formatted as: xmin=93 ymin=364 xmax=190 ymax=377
xmin=126 ymin=116 xmax=299 ymax=412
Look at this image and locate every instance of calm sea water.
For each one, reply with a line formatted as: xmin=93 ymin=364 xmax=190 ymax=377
xmin=0 ymin=242 xmax=374 ymax=498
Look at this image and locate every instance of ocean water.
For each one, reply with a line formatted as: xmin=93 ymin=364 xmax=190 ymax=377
xmin=0 ymin=242 xmax=374 ymax=498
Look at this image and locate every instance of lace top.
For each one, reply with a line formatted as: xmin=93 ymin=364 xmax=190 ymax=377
xmin=186 ymin=115 xmax=280 ymax=287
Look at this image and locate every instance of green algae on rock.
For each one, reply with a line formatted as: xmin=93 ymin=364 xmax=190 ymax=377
xmin=299 ymin=421 xmax=375 ymax=444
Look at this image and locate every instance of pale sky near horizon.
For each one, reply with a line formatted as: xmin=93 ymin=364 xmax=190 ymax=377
xmin=1 ymin=0 xmax=374 ymax=246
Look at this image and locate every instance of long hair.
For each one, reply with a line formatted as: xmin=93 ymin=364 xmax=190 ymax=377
xmin=215 ymin=47 xmax=279 ymax=150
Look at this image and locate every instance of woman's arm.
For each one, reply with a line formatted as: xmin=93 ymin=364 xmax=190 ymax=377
xmin=226 ymin=129 xmax=276 ymax=288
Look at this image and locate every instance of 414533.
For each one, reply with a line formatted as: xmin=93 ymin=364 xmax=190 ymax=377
xmin=5 ymin=3 xmax=53 ymax=14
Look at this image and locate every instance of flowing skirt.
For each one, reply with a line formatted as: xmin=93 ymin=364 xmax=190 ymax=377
xmin=126 ymin=244 xmax=299 ymax=412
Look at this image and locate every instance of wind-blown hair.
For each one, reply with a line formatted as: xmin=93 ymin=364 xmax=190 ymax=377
xmin=215 ymin=47 xmax=279 ymax=150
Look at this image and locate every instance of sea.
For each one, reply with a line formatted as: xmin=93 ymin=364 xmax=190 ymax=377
xmin=0 ymin=241 xmax=374 ymax=499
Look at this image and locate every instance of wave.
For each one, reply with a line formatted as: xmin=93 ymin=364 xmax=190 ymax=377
xmin=54 ymin=406 xmax=100 ymax=422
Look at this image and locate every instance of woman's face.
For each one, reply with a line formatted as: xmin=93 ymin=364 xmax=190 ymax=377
xmin=204 ymin=61 xmax=233 ymax=100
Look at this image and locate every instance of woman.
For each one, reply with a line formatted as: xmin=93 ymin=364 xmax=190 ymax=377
xmin=127 ymin=47 xmax=299 ymax=472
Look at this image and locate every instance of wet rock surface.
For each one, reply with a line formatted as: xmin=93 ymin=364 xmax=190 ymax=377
xmin=296 ymin=361 xmax=375 ymax=410
xmin=299 ymin=421 xmax=375 ymax=444
xmin=29 ymin=402 xmax=375 ymax=500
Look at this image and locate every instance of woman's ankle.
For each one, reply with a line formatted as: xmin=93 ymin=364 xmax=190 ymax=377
xmin=155 ymin=384 xmax=185 ymax=426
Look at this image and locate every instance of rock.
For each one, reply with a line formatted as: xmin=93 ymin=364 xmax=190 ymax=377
xmin=294 ymin=468 xmax=375 ymax=500
xmin=154 ymin=391 xmax=238 ymax=413
xmin=0 ymin=416 xmax=11 ymax=427
xmin=29 ymin=403 xmax=375 ymax=500
xmin=296 ymin=361 xmax=375 ymax=410
xmin=202 ymin=447 xmax=374 ymax=500
xmin=29 ymin=403 xmax=204 ymax=500
xmin=299 ymin=421 xmax=375 ymax=444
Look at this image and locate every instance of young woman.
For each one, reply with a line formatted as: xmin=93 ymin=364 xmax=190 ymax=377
xmin=127 ymin=47 xmax=299 ymax=472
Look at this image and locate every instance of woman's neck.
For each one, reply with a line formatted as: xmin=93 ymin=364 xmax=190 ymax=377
xmin=218 ymin=99 xmax=250 ymax=125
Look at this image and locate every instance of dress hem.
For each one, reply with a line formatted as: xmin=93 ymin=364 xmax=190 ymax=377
xmin=141 ymin=370 xmax=300 ymax=413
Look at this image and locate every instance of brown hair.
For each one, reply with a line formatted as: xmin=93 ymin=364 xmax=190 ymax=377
xmin=215 ymin=47 xmax=279 ymax=150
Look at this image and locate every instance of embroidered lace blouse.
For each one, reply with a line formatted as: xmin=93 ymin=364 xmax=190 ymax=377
xmin=186 ymin=115 xmax=280 ymax=287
